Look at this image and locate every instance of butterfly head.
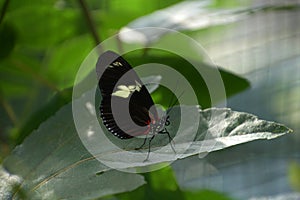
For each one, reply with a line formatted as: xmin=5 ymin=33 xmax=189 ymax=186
xmin=147 ymin=105 xmax=170 ymax=136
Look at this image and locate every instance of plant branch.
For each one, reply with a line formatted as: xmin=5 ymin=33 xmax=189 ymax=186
xmin=0 ymin=0 xmax=10 ymax=25
xmin=78 ymin=0 xmax=103 ymax=53
xmin=0 ymin=96 xmax=17 ymax=125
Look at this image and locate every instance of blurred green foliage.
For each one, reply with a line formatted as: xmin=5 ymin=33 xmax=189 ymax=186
xmin=0 ymin=22 xmax=16 ymax=60
xmin=0 ymin=0 xmax=183 ymax=155
xmin=0 ymin=0 xmax=251 ymax=199
xmin=116 ymin=166 xmax=233 ymax=200
xmin=0 ymin=0 xmax=248 ymax=151
xmin=289 ymin=162 xmax=300 ymax=192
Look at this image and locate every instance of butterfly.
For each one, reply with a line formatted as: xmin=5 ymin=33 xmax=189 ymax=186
xmin=96 ymin=51 xmax=174 ymax=161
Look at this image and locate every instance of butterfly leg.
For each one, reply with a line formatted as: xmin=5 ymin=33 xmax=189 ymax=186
xmin=159 ymin=128 xmax=176 ymax=154
xmin=135 ymin=136 xmax=148 ymax=150
xmin=166 ymin=131 xmax=176 ymax=154
xmin=144 ymin=135 xmax=155 ymax=162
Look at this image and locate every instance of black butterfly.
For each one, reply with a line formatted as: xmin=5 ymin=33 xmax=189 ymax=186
xmin=96 ymin=51 xmax=174 ymax=160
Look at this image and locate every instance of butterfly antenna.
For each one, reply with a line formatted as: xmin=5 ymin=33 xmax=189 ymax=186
xmin=166 ymin=80 xmax=179 ymax=111
xmin=166 ymin=79 xmax=186 ymax=115
xmin=166 ymin=90 xmax=185 ymax=115
xmin=159 ymin=128 xmax=176 ymax=154
xmin=166 ymin=129 xmax=176 ymax=154
xmin=143 ymin=135 xmax=155 ymax=162
xmin=135 ymin=136 xmax=148 ymax=150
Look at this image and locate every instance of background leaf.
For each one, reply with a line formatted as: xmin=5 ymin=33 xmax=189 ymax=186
xmin=6 ymin=5 xmax=81 ymax=48
xmin=124 ymin=50 xmax=249 ymax=108
xmin=118 ymin=0 xmax=246 ymax=44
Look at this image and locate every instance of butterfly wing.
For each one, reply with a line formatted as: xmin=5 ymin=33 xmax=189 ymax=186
xmin=96 ymin=51 xmax=157 ymax=139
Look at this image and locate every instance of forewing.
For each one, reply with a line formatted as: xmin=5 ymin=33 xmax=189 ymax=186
xmin=96 ymin=51 xmax=157 ymax=138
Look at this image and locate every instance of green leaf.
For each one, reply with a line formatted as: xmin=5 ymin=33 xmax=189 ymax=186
xmin=44 ymin=35 xmax=94 ymax=89
xmin=3 ymin=83 xmax=291 ymax=198
xmin=3 ymin=103 xmax=145 ymax=200
xmin=193 ymin=108 xmax=292 ymax=155
xmin=148 ymin=166 xmax=178 ymax=191
xmin=6 ymin=5 xmax=80 ymax=48
xmin=6 ymin=0 xmax=58 ymax=11
xmin=184 ymin=189 xmax=233 ymax=200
